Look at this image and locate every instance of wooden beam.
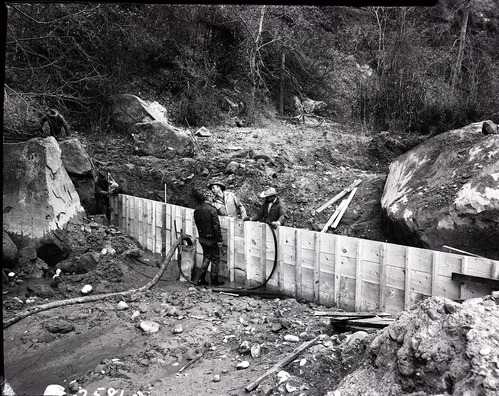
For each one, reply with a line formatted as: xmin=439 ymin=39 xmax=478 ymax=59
xmin=443 ymin=245 xmax=483 ymax=258
xmin=295 ymin=229 xmax=303 ymax=301
xmin=333 ymin=236 xmax=341 ymax=307
xmin=260 ymin=223 xmax=267 ymax=285
xmin=452 ymin=272 xmax=499 ymax=288
xmin=331 ymin=187 xmax=358 ymax=229
xmin=313 ymin=311 xmax=392 ymax=317
xmin=320 ymin=199 xmax=347 ymax=233
xmin=379 ymin=244 xmax=387 ymax=311
xmin=460 ymin=256 xmax=469 ymax=300
xmin=404 ymin=248 xmax=413 ymax=310
xmin=316 ymin=179 xmax=362 ymax=213
xmin=313 ymin=232 xmax=321 ymax=304
xmin=245 ymin=336 xmax=320 ymax=392
xmin=354 ymin=239 xmax=362 ymax=312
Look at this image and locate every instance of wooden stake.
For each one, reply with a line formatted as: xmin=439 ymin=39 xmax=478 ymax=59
xmin=320 ymin=199 xmax=347 ymax=233
xmin=245 ymin=336 xmax=320 ymax=392
xmin=316 ymin=179 xmax=362 ymax=213
xmin=331 ymin=187 xmax=358 ymax=229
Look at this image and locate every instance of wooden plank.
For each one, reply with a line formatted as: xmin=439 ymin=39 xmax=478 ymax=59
xmin=332 ymin=187 xmax=358 ymax=229
xmin=431 ymin=251 xmax=439 ymax=297
xmin=452 ymin=273 xmax=499 ymax=288
xmin=379 ymin=244 xmax=387 ymax=311
xmin=443 ymin=245 xmax=482 ymax=258
xmin=313 ymin=232 xmax=321 ymax=304
xmin=244 ymin=221 xmax=251 ymax=288
xmin=333 ymin=235 xmax=341 ymax=307
xmin=260 ymin=223 xmax=267 ymax=284
xmin=316 ymin=179 xmax=362 ymax=213
xmin=321 ymin=200 xmax=347 ymax=233
xmin=314 ymin=311 xmax=392 ymax=317
xmin=278 ymin=228 xmax=285 ymax=293
xmin=355 ymin=238 xmax=363 ymax=312
xmin=295 ymin=229 xmax=303 ymax=301
xmin=228 ymin=217 xmax=235 ymax=283
xmin=459 ymin=256 xmax=468 ymax=300
xmin=404 ymin=248 xmax=413 ymax=310
xmin=245 ymin=336 xmax=320 ymax=392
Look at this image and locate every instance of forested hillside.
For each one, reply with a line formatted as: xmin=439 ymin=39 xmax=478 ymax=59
xmin=3 ymin=2 xmax=499 ymax=138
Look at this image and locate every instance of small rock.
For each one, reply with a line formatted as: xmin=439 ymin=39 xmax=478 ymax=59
xmin=479 ymin=346 xmax=492 ymax=356
xmin=237 ymin=361 xmax=249 ymax=370
xmin=173 ymin=324 xmax=183 ymax=334
xmin=250 ymin=344 xmax=261 ymax=358
xmin=299 ymin=358 xmax=307 ymax=367
xmin=285 ymin=383 xmax=297 ymax=393
xmin=239 ymin=340 xmax=251 ymax=354
xmin=81 ymin=284 xmax=93 ymax=295
xmin=212 ymin=374 xmax=221 ymax=382
xmin=277 ymin=370 xmax=290 ymax=384
xmin=284 ymin=335 xmax=300 ymax=342
xmin=131 ymin=311 xmax=140 ymax=320
xmin=68 ymin=380 xmax=80 ymax=392
xmin=140 ymin=321 xmax=160 ymax=334
xmin=42 ymin=385 xmax=66 ymax=396
xmin=117 ymin=301 xmax=129 ymax=310
xmin=45 ymin=319 xmax=75 ymax=334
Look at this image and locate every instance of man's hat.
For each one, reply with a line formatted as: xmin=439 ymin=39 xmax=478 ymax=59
xmin=259 ymin=187 xmax=278 ymax=198
xmin=207 ymin=180 xmax=226 ymax=191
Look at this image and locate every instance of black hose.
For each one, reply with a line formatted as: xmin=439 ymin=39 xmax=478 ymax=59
xmin=176 ymin=223 xmax=279 ymax=291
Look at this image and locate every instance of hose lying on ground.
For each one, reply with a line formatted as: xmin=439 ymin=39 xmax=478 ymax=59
xmin=3 ymin=235 xmax=187 ymax=330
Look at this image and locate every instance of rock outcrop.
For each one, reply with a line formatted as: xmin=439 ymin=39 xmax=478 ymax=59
xmin=3 ymin=137 xmax=85 ymax=255
xmin=381 ymin=122 xmax=499 ymax=259
xmin=330 ymin=295 xmax=499 ymax=396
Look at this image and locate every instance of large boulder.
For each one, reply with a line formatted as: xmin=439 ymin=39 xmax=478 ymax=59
xmin=3 ymin=137 xmax=85 ymax=252
xmin=110 ymin=94 xmax=168 ymax=133
xmin=59 ymin=138 xmax=96 ymax=213
xmin=59 ymin=138 xmax=93 ymax=176
xmin=132 ymin=120 xmax=195 ymax=159
xmin=3 ymin=230 xmax=18 ymax=266
xmin=381 ymin=122 xmax=499 ymax=259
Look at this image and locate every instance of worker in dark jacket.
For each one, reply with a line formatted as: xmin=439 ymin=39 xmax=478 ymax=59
xmin=40 ymin=108 xmax=71 ymax=139
xmin=192 ymin=188 xmax=225 ymax=286
xmin=252 ymin=187 xmax=286 ymax=229
xmin=94 ymin=170 xmax=123 ymax=221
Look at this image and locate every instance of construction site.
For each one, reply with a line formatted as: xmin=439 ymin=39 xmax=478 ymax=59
xmin=3 ymin=3 xmax=499 ymax=396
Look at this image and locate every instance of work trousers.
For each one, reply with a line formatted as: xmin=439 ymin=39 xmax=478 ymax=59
xmin=200 ymin=242 xmax=221 ymax=276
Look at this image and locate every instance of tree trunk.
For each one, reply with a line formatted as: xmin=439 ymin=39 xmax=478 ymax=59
xmin=246 ymin=5 xmax=265 ymax=126
xmin=279 ymin=51 xmax=285 ymax=117
xmin=451 ymin=0 xmax=471 ymax=92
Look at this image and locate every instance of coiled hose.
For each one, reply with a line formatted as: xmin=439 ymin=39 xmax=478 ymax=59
xmin=177 ymin=223 xmax=278 ymax=290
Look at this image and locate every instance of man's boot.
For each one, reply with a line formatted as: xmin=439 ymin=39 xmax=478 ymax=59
xmin=196 ymin=258 xmax=210 ymax=286
xmin=198 ymin=272 xmax=209 ymax=286
xmin=210 ymin=275 xmax=225 ymax=287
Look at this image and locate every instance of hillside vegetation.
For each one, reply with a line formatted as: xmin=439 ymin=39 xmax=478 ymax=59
xmin=4 ymin=2 xmax=499 ymax=138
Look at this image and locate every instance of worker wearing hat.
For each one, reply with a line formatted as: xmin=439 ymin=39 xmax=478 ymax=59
xmin=251 ymin=187 xmax=286 ymax=229
xmin=39 ymin=108 xmax=71 ymax=139
xmin=208 ymin=179 xmax=249 ymax=220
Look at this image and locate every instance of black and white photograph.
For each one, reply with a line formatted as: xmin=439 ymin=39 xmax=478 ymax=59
xmin=2 ymin=2 xmax=499 ymax=395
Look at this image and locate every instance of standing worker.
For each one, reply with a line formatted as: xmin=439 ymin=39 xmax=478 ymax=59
xmin=94 ymin=170 xmax=123 ymax=222
xmin=251 ymin=187 xmax=286 ymax=229
xmin=39 ymin=108 xmax=71 ymax=140
xmin=192 ymin=188 xmax=225 ymax=287
xmin=208 ymin=179 xmax=249 ymax=220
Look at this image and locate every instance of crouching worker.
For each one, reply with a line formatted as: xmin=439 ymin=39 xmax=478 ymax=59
xmin=192 ymin=188 xmax=225 ymax=287
xmin=94 ymin=170 xmax=124 ymax=222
